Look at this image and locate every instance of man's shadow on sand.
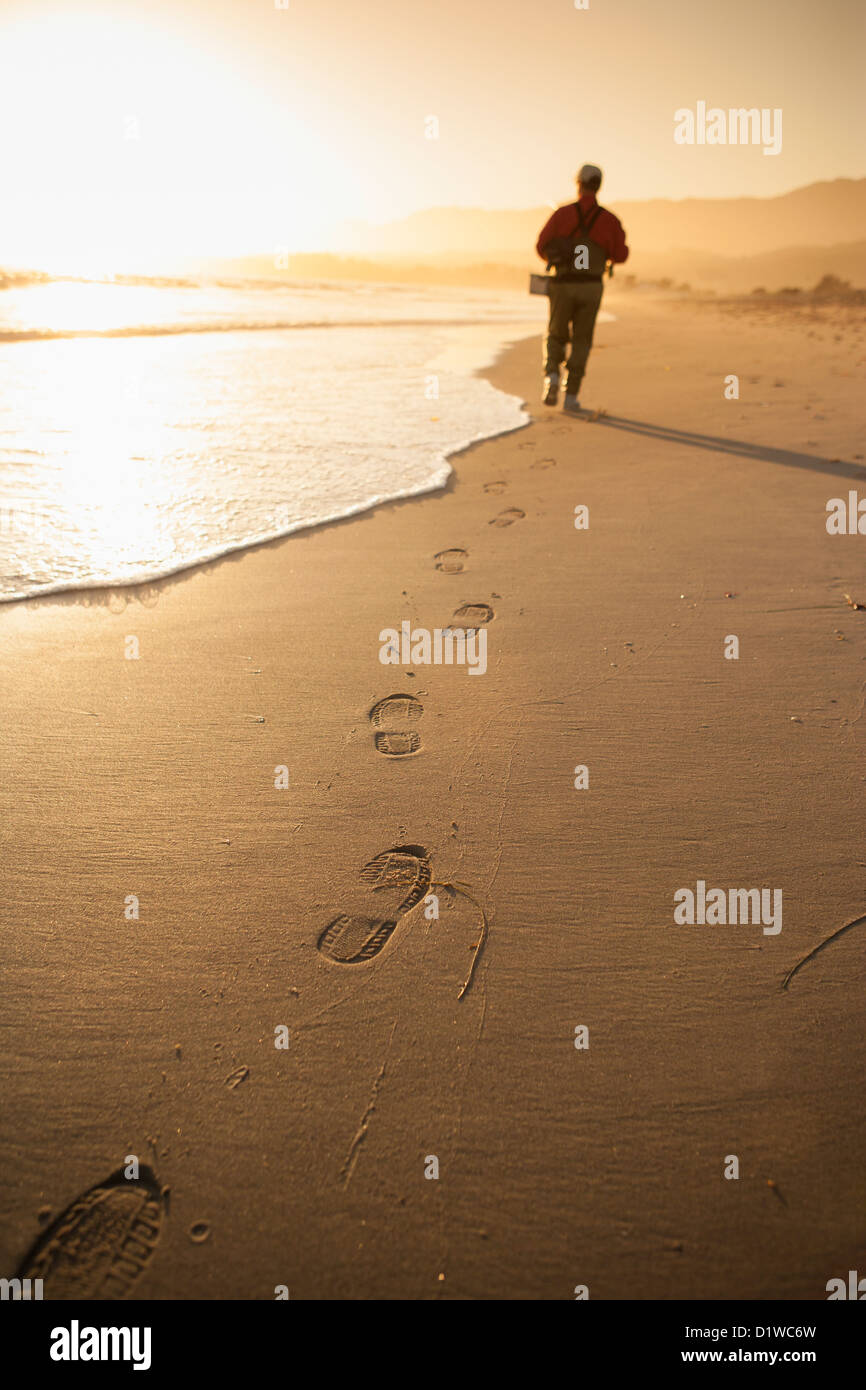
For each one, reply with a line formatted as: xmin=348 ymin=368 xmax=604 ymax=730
xmin=586 ymin=415 xmax=866 ymax=482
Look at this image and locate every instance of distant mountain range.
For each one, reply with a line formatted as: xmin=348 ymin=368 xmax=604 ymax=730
xmin=339 ymin=179 xmax=866 ymax=259
xmin=217 ymin=179 xmax=866 ymax=293
xmin=623 ymin=239 xmax=866 ymax=293
xmin=5 ymin=180 xmax=864 ymax=295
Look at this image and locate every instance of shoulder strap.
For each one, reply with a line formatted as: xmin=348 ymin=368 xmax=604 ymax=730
xmin=574 ymin=201 xmax=604 ymax=237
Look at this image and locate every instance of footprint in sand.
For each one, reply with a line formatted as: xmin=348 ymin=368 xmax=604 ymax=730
xmin=483 ymin=481 xmax=507 ymax=494
xmin=369 ymin=693 xmax=423 ymax=757
xmin=16 ymin=1166 xmax=166 ymax=1300
xmin=531 ymin=457 xmax=556 ymax=470
xmin=434 ymin=548 xmax=467 ymax=574
xmin=452 ymin=602 xmax=494 ymax=625
xmin=489 ymin=508 xmax=525 ymax=528
xmin=318 ymin=845 xmax=431 ymax=964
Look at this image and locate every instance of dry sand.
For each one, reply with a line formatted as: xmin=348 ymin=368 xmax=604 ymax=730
xmin=1 ymin=296 xmax=864 ymax=1300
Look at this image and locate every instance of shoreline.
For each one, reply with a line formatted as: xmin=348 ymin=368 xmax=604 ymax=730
xmin=0 ymin=314 xmax=542 ymax=607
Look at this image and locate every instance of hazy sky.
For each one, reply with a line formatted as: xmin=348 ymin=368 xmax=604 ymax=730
xmin=0 ymin=0 xmax=863 ymax=268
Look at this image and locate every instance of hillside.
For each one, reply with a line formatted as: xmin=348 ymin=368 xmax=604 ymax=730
xmin=340 ymin=179 xmax=866 ymax=259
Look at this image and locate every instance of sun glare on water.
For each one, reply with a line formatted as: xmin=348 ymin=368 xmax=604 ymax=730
xmin=4 ymin=332 xmax=192 ymax=584
xmin=13 ymin=281 xmax=180 ymax=335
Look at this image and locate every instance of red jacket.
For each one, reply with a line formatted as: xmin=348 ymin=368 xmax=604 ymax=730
xmin=536 ymin=194 xmax=629 ymax=266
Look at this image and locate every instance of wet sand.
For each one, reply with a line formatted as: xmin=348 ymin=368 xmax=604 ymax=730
xmin=1 ymin=295 xmax=864 ymax=1300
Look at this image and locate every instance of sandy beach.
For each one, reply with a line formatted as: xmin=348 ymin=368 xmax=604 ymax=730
xmin=2 ymin=294 xmax=864 ymax=1301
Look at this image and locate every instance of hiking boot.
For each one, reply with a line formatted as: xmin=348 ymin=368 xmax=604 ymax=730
xmin=563 ymin=394 xmax=582 ymax=414
xmin=542 ymin=373 xmax=560 ymax=406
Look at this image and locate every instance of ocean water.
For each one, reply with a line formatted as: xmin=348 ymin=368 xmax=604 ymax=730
xmin=0 ymin=277 xmax=598 ymax=603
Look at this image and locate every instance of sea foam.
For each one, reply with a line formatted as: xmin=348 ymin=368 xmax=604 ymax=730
xmin=0 ymin=278 xmax=607 ymax=602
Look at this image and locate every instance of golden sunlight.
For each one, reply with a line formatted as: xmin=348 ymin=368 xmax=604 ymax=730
xmin=0 ymin=7 xmax=344 ymax=273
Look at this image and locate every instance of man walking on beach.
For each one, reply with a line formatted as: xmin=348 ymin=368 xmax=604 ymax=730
xmin=535 ymin=164 xmax=629 ymax=413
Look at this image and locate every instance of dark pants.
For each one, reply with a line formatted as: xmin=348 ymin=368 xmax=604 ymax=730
xmin=544 ymin=280 xmax=604 ymax=395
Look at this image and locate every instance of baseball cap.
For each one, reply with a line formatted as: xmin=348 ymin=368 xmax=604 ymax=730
xmin=577 ymin=164 xmax=603 ymax=188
